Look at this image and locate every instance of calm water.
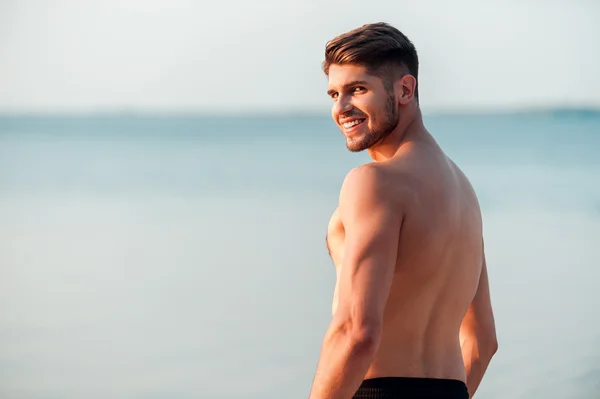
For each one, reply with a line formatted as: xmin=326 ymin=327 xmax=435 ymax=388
xmin=1 ymin=111 xmax=599 ymax=398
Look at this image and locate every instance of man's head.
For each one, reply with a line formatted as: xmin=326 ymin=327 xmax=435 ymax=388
xmin=323 ymin=22 xmax=419 ymax=152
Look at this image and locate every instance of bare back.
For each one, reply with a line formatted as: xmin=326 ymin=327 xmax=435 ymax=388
xmin=326 ymin=140 xmax=483 ymax=382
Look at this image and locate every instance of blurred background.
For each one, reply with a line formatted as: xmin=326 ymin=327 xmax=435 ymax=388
xmin=1 ymin=0 xmax=599 ymax=398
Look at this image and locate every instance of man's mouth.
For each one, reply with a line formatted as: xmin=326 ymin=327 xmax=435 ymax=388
xmin=342 ymin=119 xmax=366 ymax=130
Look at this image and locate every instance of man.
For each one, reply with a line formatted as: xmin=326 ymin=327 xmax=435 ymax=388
xmin=308 ymin=23 xmax=498 ymax=399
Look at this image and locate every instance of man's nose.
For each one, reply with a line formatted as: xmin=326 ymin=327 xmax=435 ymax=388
xmin=333 ymin=96 xmax=353 ymax=116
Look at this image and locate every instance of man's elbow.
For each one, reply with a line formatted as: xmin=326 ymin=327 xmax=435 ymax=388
xmin=350 ymin=322 xmax=381 ymax=353
xmin=482 ymin=331 xmax=499 ymax=360
xmin=462 ymin=325 xmax=498 ymax=361
xmin=490 ymin=334 xmax=499 ymax=356
xmin=331 ymin=317 xmax=381 ymax=355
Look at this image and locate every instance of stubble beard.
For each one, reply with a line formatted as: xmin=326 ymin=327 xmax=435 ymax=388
xmin=346 ymin=91 xmax=399 ymax=153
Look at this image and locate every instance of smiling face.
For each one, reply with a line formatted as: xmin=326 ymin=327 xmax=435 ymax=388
xmin=327 ymin=64 xmax=399 ymax=152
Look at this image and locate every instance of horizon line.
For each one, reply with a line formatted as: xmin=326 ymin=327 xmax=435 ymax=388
xmin=0 ymin=105 xmax=599 ymax=118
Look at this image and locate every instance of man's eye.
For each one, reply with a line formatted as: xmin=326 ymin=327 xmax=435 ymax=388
xmin=354 ymin=86 xmax=366 ymax=92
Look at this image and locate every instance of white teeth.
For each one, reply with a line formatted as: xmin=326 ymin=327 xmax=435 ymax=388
xmin=343 ymin=120 xmax=363 ymax=129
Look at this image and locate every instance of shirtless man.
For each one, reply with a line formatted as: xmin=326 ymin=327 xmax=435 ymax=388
xmin=308 ymin=23 xmax=498 ymax=399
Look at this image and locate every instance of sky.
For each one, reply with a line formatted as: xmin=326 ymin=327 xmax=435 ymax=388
xmin=1 ymin=0 xmax=599 ymax=114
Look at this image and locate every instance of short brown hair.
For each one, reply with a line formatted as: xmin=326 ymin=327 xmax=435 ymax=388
xmin=323 ymin=22 xmax=419 ymax=100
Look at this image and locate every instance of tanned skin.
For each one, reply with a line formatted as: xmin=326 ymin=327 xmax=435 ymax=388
xmin=308 ymin=64 xmax=498 ymax=399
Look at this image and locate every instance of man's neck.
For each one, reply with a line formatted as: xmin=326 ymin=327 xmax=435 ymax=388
xmin=367 ymin=107 xmax=427 ymax=162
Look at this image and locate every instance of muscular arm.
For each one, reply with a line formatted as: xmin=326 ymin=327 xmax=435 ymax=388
xmin=308 ymin=166 xmax=401 ymax=399
xmin=460 ymin=245 xmax=498 ymax=398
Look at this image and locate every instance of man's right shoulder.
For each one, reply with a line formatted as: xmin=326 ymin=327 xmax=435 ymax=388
xmin=339 ymin=163 xmax=412 ymax=213
xmin=340 ymin=164 xmax=382 ymax=200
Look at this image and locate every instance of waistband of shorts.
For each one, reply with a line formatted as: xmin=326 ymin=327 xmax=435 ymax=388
xmin=354 ymin=376 xmax=468 ymax=399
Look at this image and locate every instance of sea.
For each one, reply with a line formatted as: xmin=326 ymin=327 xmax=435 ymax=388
xmin=1 ymin=110 xmax=599 ymax=398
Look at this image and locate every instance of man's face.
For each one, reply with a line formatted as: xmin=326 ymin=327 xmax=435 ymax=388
xmin=327 ymin=64 xmax=399 ymax=152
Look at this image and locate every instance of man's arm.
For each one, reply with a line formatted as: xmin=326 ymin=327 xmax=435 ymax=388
xmin=460 ymin=244 xmax=498 ymax=398
xmin=308 ymin=166 xmax=401 ymax=399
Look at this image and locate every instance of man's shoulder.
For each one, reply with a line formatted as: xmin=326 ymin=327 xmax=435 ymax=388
xmin=339 ymin=163 xmax=409 ymax=210
xmin=343 ymin=161 xmax=412 ymax=190
xmin=340 ymin=163 xmax=385 ymax=194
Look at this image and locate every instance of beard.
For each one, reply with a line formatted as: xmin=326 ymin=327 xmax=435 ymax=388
xmin=345 ymin=91 xmax=399 ymax=153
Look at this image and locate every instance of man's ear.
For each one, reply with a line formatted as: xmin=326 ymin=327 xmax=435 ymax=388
xmin=394 ymin=75 xmax=417 ymax=105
